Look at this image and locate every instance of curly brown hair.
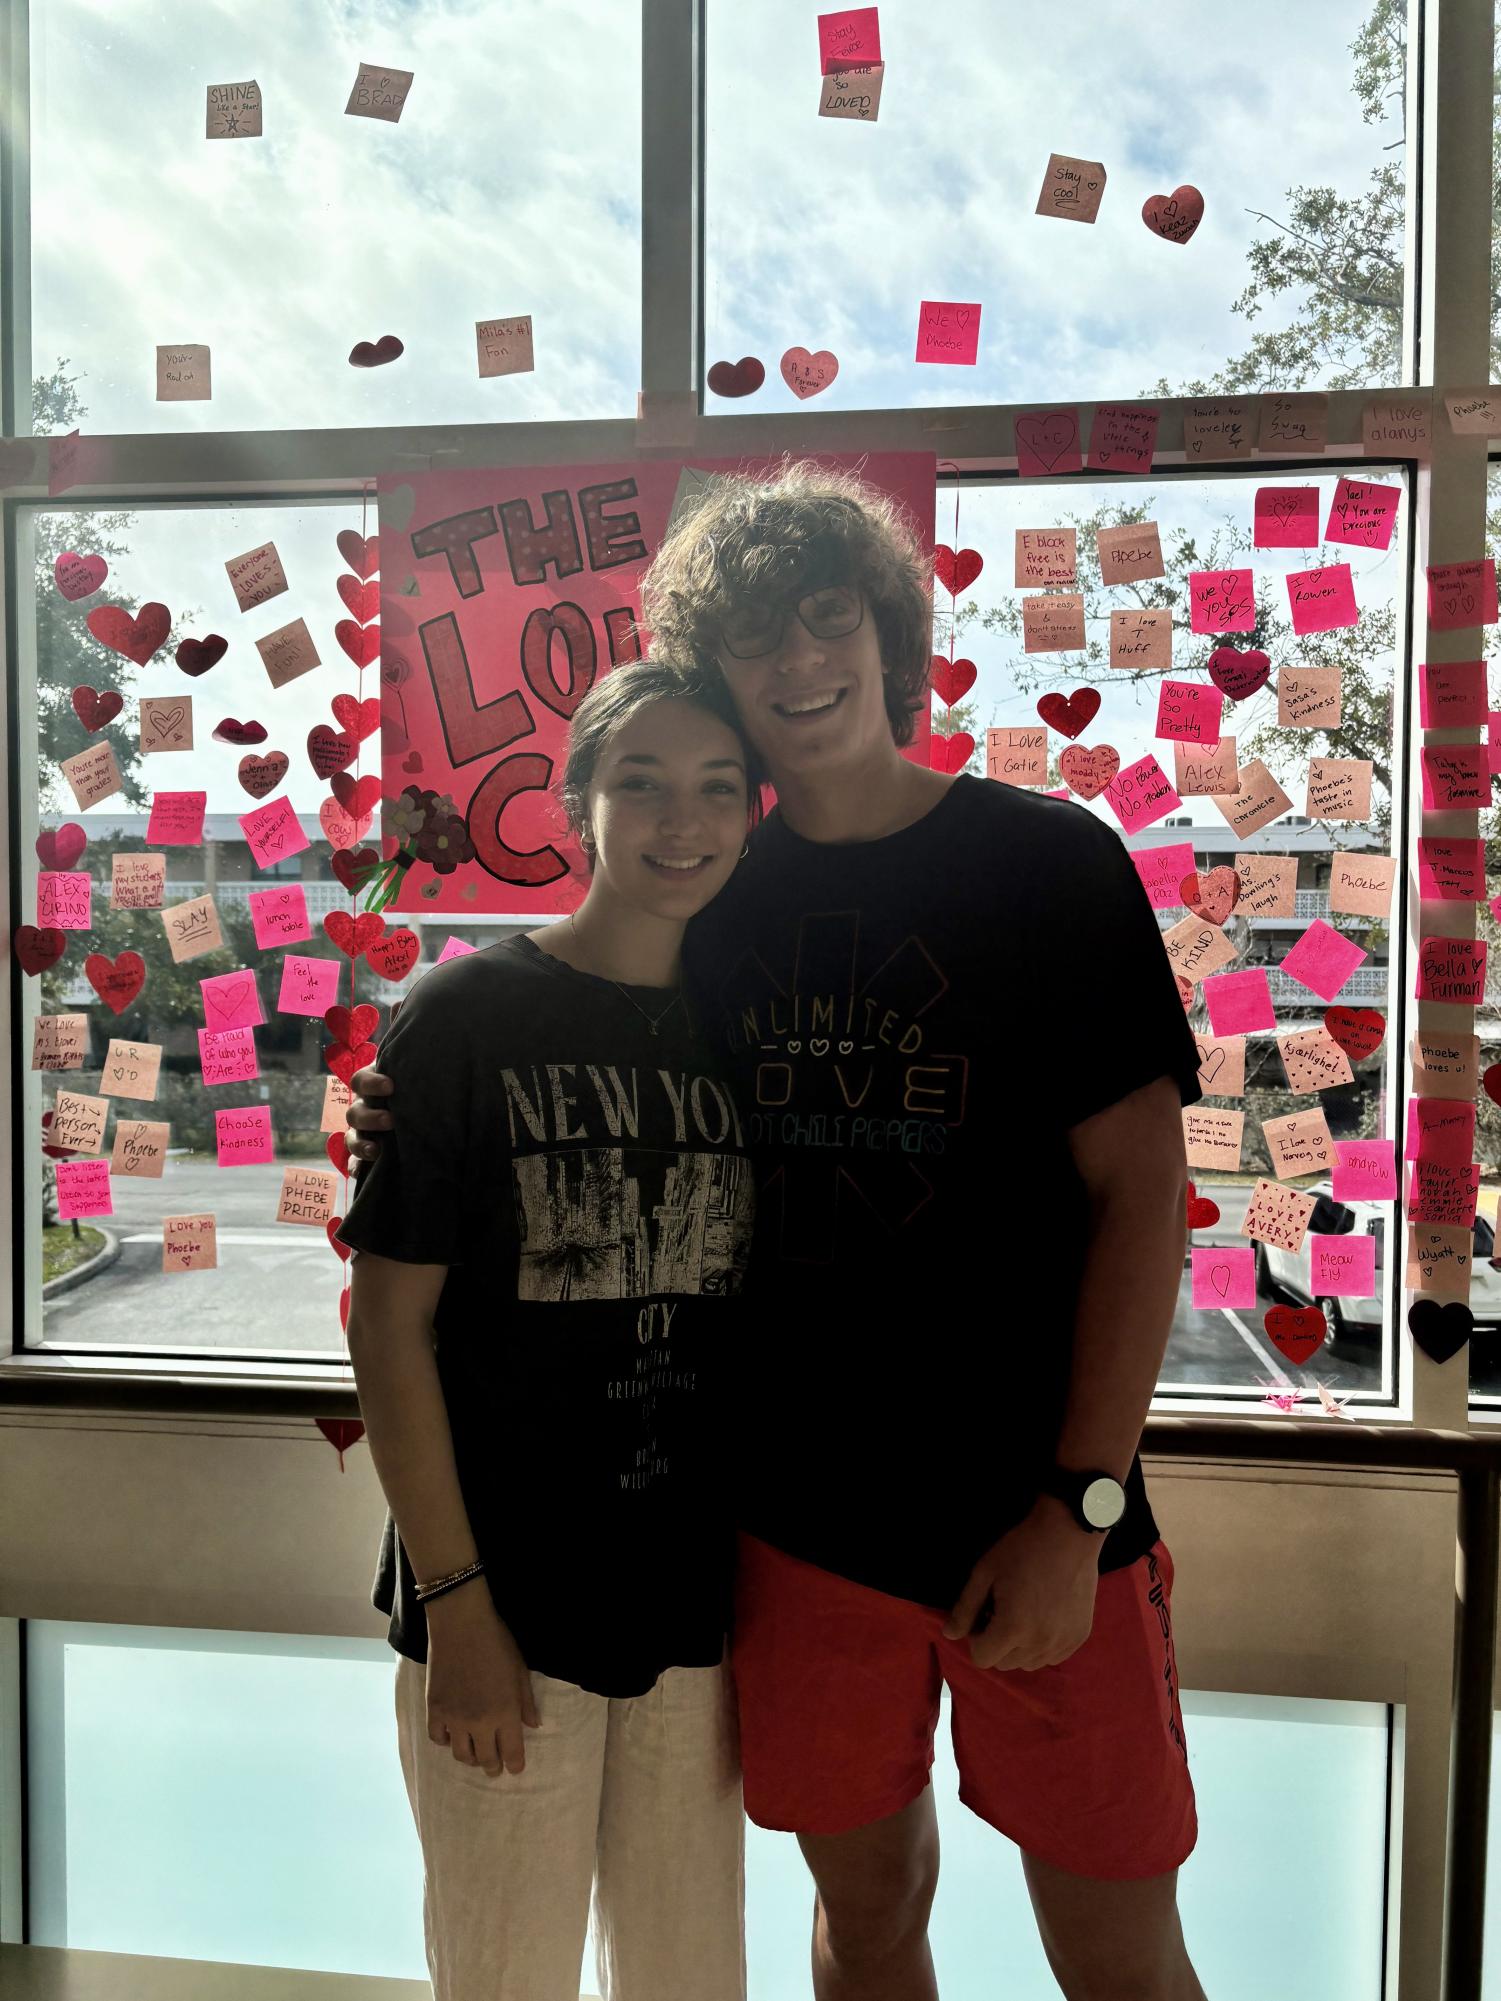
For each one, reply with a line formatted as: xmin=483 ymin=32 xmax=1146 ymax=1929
xmin=638 ymin=458 xmax=932 ymax=747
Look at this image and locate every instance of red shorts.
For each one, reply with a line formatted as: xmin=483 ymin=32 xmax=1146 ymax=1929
xmin=729 ymin=1529 xmax=1197 ymax=1882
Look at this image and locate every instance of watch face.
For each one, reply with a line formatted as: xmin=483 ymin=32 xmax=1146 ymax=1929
xmin=1083 ymin=1476 xmax=1126 ymax=1529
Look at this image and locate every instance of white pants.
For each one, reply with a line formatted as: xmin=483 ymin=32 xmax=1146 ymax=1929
xmin=394 ymin=1648 xmax=747 ymax=2001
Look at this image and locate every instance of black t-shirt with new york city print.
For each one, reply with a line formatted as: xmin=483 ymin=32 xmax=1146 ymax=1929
xmin=682 ymin=773 xmax=1204 ymax=1613
xmin=337 ymin=935 xmax=755 ymax=1698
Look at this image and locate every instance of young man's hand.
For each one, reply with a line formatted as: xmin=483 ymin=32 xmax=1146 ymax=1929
xmin=346 ymin=1064 xmax=394 ymax=1165
xmin=941 ymin=1501 xmax=1101 ymax=1673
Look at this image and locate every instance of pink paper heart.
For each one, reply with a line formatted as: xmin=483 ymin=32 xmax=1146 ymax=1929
xmin=320 ymin=796 xmax=374 ymax=850
xmin=54 ymin=551 xmax=108 ymax=601
xmin=779 ymin=347 xmax=840 ymax=399
xmin=1059 ymin=742 xmax=1120 ymax=800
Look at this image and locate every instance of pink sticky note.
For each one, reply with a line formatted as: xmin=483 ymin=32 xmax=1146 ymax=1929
xmin=1102 ymin=753 xmax=1180 ymax=833
xmin=201 ymin=969 xmax=264 ymax=1033
xmin=1191 ymin=1246 xmax=1256 ymax=1309
xmin=1309 ymin=1232 xmax=1376 ymax=1298
xmin=38 ymin=870 xmax=92 ymax=929
xmin=1428 ymin=559 xmax=1498 ymax=630
xmin=1420 ymin=660 xmax=1488 ymax=728
xmin=198 ymin=1025 xmax=259 ymax=1086
xmin=1286 ymin=564 xmax=1358 ymax=635
xmin=1155 ymin=678 xmax=1225 ymax=747
xmin=1278 ymin=918 xmax=1369 ymax=1001
xmin=1325 ymin=477 xmax=1400 ymax=551
xmin=216 ymin=1105 xmax=274 ymax=1167
xmin=437 ymin=935 xmax=479 ymax=965
xmin=145 ymin=790 xmax=207 ymax=845
xmin=818 ymin=5 xmax=880 ymax=71
xmin=1489 ymin=710 xmax=1501 ymax=774
xmin=1421 ymin=742 xmax=1491 ymax=808
xmin=1416 ymin=936 xmax=1487 ymax=1004
xmin=1188 ymin=569 xmax=1256 ymax=635
xmin=1408 ymin=1158 xmax=1481 ymax=1229
xmin=1332 ymin=1138 xmax=1397 ymax=1203
xmin=1014 ymin=409 xmax=1082 ymax=478
xmin=239 ymin=795 xmax=310 ymax=869
xmin=56 ymin=1157 xmax=113 ymax=1220
xmin=1131 ymin=840 xmax=1197 ymax=910
xmin=1253 ymin=486 xmax=1319 ymax=549
xmin=1086 ymin=405 xmax=1159 ymax=474
xmin=1405 ymin=1096 xmax=1477 ymax=1167
xmin=249 ymin=883 xmax=312 ymax=948
xmin=277 ymin=954 xmax=344 ymax=1017
xmin=915 ymin=301 xmax=981 ymax=366
xmin=1203 ymin=966 xmax=1275 ymax=1037
xmin=1418 ymin=837 xmax=1486 ymax=901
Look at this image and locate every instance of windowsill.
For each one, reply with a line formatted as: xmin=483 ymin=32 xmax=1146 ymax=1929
xmin=0 ymin=1348 xmax=361 ymax=1418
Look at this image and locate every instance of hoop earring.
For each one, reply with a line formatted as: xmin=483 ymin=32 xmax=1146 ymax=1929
xmin=740 ymin=842 xmax=750 ymax=859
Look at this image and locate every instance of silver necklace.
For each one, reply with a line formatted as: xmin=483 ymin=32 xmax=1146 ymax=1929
xmin=568 ymin=911 xmax=683 ymax=1036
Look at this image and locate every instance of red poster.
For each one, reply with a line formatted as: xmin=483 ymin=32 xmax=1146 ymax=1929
xmin=377 ymin=455 xmax=937 ymax=914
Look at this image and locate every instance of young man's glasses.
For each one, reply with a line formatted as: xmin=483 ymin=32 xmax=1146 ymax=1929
xmin=716 ymin=584 xmax=864 ymax=661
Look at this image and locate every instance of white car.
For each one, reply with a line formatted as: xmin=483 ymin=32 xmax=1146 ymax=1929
xmin=1256 ymin=1181 xmax=1501 ymax=1357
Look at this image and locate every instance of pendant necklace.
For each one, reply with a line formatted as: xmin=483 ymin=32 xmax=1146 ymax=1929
xmin=569 ymin=911 xmax=684 ymax=1036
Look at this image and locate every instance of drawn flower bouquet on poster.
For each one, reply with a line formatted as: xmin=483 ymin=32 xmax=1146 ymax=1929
xmin=370 ymin=455 xmax=936 ymax=916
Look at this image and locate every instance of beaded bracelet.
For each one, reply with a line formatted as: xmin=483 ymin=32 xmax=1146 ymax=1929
xmin=414 ymin=1559 xmax=487 ymax=1605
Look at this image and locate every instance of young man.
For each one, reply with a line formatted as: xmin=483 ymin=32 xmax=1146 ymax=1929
xmin=349 ymin=461 xmax=1210 ymax=2001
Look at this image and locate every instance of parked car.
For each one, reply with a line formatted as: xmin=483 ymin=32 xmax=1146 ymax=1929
xmin=1255 ymin=1182 xmax=1501 ymax=1360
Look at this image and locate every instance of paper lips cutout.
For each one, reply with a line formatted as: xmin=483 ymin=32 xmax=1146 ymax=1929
xmin=86 ymin=602 xmax=170 ymax=666
xmin=934 ymin=544 xmax=983 ymax=594
xmin=706 ymin=356 xmax=765 ymax=398
xmin=213 ymin=717 xmax=269 ymax=746
xmin=54 ymin=552 xmax=108 ymax=601
xmin=71 ymin=685 xmax=123 ymax=732
xmin=930 ymin=656 xmax=977 ymax=707
xmin=176 ymin=634 xmax=227 ymax=677
xmin=780 ymin=347 xmax=839 ymax=399
xmin=1142 ymin=184 xmax=1205 ymax=244
xmin=349 ymin=334 xmax=404 ymax=367
xmin=1207 ymin=646 xmax=1271 ymax=700
xmin=929 ymin=732 xmax=974 ymax=774
xmin=1036 ymin=688 xmax=1101 ymax=739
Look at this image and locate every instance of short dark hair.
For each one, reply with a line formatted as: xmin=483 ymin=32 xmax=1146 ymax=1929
xmin=638 ymin=457 xmax=933 ymax=747
xmin=558 ymin=657 xmax=766 ymax=857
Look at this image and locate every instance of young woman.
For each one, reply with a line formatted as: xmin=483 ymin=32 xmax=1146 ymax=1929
xmin=338 ymin=659 xmax=763 ymax=2001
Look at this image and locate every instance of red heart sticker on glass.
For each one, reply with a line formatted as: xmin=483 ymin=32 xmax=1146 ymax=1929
xmin=71 ymin=685 xmax=123 ymax=732
xmin=326 ymin=1132 xmax=351 ymax=1177
xmin=176 ymin=634 xmax=227 ymax=677
xmin=307 ymin=725 xmax=356 ymax=780
xmin=1185 ymin=1182 xmax=1221 ymax=1229
xmin=55 ymin=551 xmax=108 ymax=601
xmin=1323 ymin=1006 xmax=1384 ymax=1060
xmin=929 ymin=732 xmax=974 ymax=775
xmin=85 ymin=601 xmax=171 ymax=666
xmin=336 ymin=620 xmax=381 ymax=669
xmin=1141 ymin=184 xmax=1205 ymax=245
xmin=930 ymin=656 xmax=977 ymax=706
xmin=337 ymin=531 xmax=379 ymax=580
xmin=327 ymin=1217 xmax=352 ymax=1264
xmin=331 ymin=694 xmax=381 ymax=742
xmin=1180 ymin=866 xmax=1241 ymax=927
xmin=238 ymin=751 xmax=290 ymax=799
xmin=336 ymin=576 xmax=381 ymax=624
xmin=324 ymin=912 xmax=386 ymax=960
xmin=325 ymin=1003 xmax=380 ymax=1045
xmin=15 ymin=925 xmax=66 ymax=975
xmin=706 ymin=356 xmax=765 ymax=398
xmin=365 ymin=928 xmax=421 ymax=982
xmin=36 ymin=823 xmax=87 ymax=870
xmin=349 ymin=334 xmax=404 ymax=367
xmin=1264 ymin=1304 xmax=1326 ymax=1367
xmin=1036 ymin=688 xmax=1101 ymax=739
xmin=1207 ymin=646 xmax=1271 ymax=700
xmin=1059 ymin=743 xmax=1119 ymax=800
xmin=934 ymin=544 xmax=983 ymax=594
xmin=85 ymin=949 xmax=146 ymax=1014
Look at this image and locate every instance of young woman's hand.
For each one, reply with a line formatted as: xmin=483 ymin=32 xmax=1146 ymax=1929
xmin=346 ymin=1064 xmax=393 ymax=1165
xmin=425 ymin=1594 xmax=543 ymax=1777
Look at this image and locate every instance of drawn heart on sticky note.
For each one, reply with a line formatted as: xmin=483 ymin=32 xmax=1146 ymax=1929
xmin=929 ymin=732 xmax=974 ymax=775
xmin=238 ymin=751 xmax=290 ymax=798
xmin=320 ymin=797 xmax=372 ymax=849
xmin=331 ymin=694 xmax=381 ymax=742
xmin=349 ymin=334 xmax=404 ymax=367
xmin=1059 ymin=743 xmax=1119 ymax=800
xmin=779 ymin=347 xmax=839 ymax=399
xmin=151 ymin=704 xmax=188 ymax=738
xmin=85 ymin=948 xmax=146 ymax=1014
xmin=307 ymin=725 xmax=356 ymax=780
xmin=1141 ymin=184 xmax=1205 ymax=245
xmin=326 ymin=1003 xmax=380 ymax=1045
xmin=934 ymin=544 xmax=983 ymax=594
xmin=1323 ymin=1005 xmax=1384 ymax=1060
xmin=1195 ymin=1039 xmax=1225 ymax=1087
xmin=327 ymin=1216 xmax=352 ymax=1263
xmin=325 ymin=1038 xmax=379 ymax=1086
xmin=206 ymin=974 xmax=255 ymax=1026
xmin=1408 ymin=1299 xmax=1473 ymax=1364
xmin=85 ymin=601 xmax=170 ymax=666
xmin=36 ymin=823 xmax=87 ymax=870
xmin=1207 ymin=646 xmax=1270 ymax=700
xmin=365 ymin=928 xmax=421 ymax=981
xmin=331 ymin=845 xmax=379 ymax=893
xmin=1185 ymin=1183 xmax=1221 ymax=1229
xmin=930 ymin=656 xmax=976 ymax=706
xmin=324 ymin=911 xmax=386 ymax=959
xmin=15 ymin=925 xmax=66 ymax=975
xmin=71 ymin=685 xmax=123 ymax=731
xmin=1209 ymin=1262 xmax=1233 ymax=1298
xmin=1180 ymin=866 xmax=1241 ymax=926
xmin=213 ymin=717 xmax=268 ymax=746
xmin=1036 ymin=688 xmax=1100 ymax=738
xmin=326 ymin=1132 xmax=351 ymax=1177
xmin=337 ymin=619 xmax=381 ymax=668
xmin=1264 ymin=1305 xmax=1326 ymax=1367
xmin=706 ymin=356 xmax=765 ymax=398
xmin=175 ymin=633 xmax=227 ymax=676
xmin=332 ymin=772 xmax=382 ymax=819
xmin=55 ymin=551 xmax=108 ymax=601
xmin=337 ymin=530 xmax=380 ymax=580
xmin=336 ymin=575 xmax=381 ymax=624
xmin=1014 ymin=412 xmax=1078 ymax=471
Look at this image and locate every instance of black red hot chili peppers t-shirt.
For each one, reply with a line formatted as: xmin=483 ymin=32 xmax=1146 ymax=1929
xmin=683 ymin=773 xmax=1204 ymax=1612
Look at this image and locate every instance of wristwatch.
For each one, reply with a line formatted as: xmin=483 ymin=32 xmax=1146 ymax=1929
xmin=1039 ymin=1465 xmax=1127 ymax=1534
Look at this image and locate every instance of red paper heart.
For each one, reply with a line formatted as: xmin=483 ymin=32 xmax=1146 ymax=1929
xmin=336 ymin=620 xmax=381 ymax=668
xmin=85 ymin=948 xmax=146 ymax=1014
xmin=320 ymin=798 xmax=371 ymax=850
xmin=307 ymin=725 xmax=357 ymax=780
xmin=1142 ymin=184 xmax=1205 ymax=245
xmin=327 ymin=1217 xmax=352 ymax=1264
xmin=213 ymin=717 xmax=268 ymax=746
xmin=779 ymin=346 xmax=839 ymax=399
xmin=929 ymin=655 xmax=977 ymax=706
xmin=338 ymin=1291 xmax=352 ymax=1334
xmin=324 ymin=911 xmax=387 ymax=960
xmin=337 ymin=531 xmax=380 ymax=580
xmin=331 ymin=845 xmax=379 ymax=893
xmin=1180 ymin=866 xmax=1241 ymax=927
xmin=331 ymin=693 xmax=381 ymax=742
xmin=1185 ymin=1182 xmax=1221 ymax=1229
xmin=325 ymin=1003 xmax=380 ymax=1045
xmin=85 ymin=601 xmax=170 ymax=666
xmin=706 ymin=356 xmax=766 ymax=398
xmin=36 ymin=822 xmax=87 ymax=870
xmin=331 ymin=772 xmax=382 ymax=818
xmin=365 ymin=928 xmax=421 ymax=982
xmin=929 ymin=732 xmax=974 ymax=775
xmin=325 ymin=1038 xmax=379 ymax=1086
xmin=349 ymin=334 xmax=404 ymax=367
xmin=1323 ymin=1006 xmax=1385 ymax=1061
xmin=934 ymin=544 xmax=983 ymax=594
xmin=1207 ymin=646 xmax=1271 ymax=700
xmin=336 ymin=576 xmax=381 ymax=624
xmin=71 ymin=685 xmax=123 ymax=732
xmin=326 ymin=1131 xmax=351 ymax=1177
xmin=1036 ymin=688 xmax=1101 ymax=739
xmin=237 ymin=751 xmax=290 ymax=799
xmin=1264 ymin=1304 xmax=1327 ymax=1368
xmin=55 ymin=551 xmax=108 ymax=601
xmin=15 ymin=925 xmax=66 ymax=975
xmin=176 ymin=634 xmax=228 ymax=677
xmin=1059 ymin=742 xmax=1120 ymax=800
xmin=1484 ymin=1063 xmax=1501 ymax=1109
